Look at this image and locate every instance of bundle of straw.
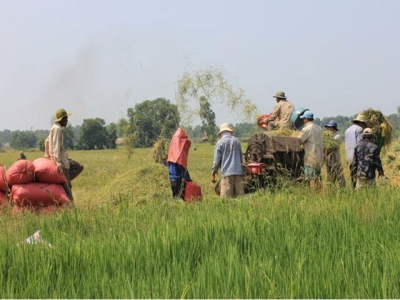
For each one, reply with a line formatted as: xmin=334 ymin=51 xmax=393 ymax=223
xmin=153 ymin=138 xmax=170 ymax=164
xmin=323 ymin=130 xmax=340 ymax=151
xmin=264 ymin=128 xmax=300 ymax=137
xmin=360 ymin=108 xmax=393 ymax=148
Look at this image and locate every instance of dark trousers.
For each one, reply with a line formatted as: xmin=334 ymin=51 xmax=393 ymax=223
xmin=62 ymin=159 xmax=84 ymax=203
xmin=170 ymin=180 xmax=185 ymax=200
xmin=349 ymin=162 xmax=357 ymax=189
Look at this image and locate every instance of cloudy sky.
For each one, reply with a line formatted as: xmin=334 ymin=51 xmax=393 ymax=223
xmin=1 ymin=0 xmax=399 ymax=131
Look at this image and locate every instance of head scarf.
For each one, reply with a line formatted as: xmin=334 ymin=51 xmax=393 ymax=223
xmin=167 ymin=128 xmax=191 ymax=169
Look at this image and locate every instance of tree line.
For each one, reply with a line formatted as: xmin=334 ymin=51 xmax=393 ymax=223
xmin=0 ymin=99 xmax=399 ymax=151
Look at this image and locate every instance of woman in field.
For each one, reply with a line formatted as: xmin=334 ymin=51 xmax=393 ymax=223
xmin=167 ymin=128 xmax=192 ymax=199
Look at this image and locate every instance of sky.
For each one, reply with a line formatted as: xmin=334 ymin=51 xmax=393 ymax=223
xmin=1 ymin=0 xmax=399 ymax=131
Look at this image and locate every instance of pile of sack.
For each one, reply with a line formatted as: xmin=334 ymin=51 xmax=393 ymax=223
xmin=0 ymin=158 xmax=71 ymax=213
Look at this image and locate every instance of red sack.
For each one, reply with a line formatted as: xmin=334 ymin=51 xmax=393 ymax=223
xmin=184 ymin=181 xmax=202 ymax=202
xmin=11 ymin=182 xmax=70 ymax=207
xmin=0 ymin=191 xmax=9 ymax=207
xmin=0 ymin=165 xmax=9 ymax=192
xmin=6 ymin=160 xmax=35 ymax=186
xmin=33 ymin=158 xmax=67 ymax=184
xmin=257 ymin=113 xmax=279 ymax=130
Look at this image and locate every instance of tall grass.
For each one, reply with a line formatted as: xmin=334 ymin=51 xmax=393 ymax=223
xmin=0 ymin=145 xmax=399 ymax=298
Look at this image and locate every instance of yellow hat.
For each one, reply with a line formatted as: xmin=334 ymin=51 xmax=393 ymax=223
xmin=55 ymin=108 xmax=72 ymax=123
xmin=218 ymin=123 xmax=234 ymax=136
xmin=352 ymin=114 xmax=367 ymax=124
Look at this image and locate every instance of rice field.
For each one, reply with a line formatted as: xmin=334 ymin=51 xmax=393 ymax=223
xmin=0 ymin=142 xmax=399 ymax=298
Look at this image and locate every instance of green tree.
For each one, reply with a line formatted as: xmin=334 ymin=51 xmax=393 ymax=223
xmin=126 ymin=98 xmax=180 ymax=148
xmin=0 ymin=129 xmax=12 ymax=144
xmin=9 ymin=131 xmax=37 ymax=149
xmin=199 ymin=96 xmax=217 ymax=143
xmin=38 ymin=137 xmax=46 ymax=152
xmin=77 ymin=118 xmax=109 ymax=150
xmin=64 ymin=124 xmax=75 ymax=150
xmin=117 ymin=118 xmax=129 ymax=137
xmin=107 ymin=122 xmax=118 ymax=149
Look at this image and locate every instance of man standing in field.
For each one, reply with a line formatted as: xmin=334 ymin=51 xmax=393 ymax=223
xmin=299 ymin=111 xmax=324 ymax=192
xmin=345 ymin=114 xmax=368 ymax=189
xmin=45 ymin=108 xmax=84 ymax=204
xmin=324 ymin=120 xmax=346 ymax=187
xmin=258 ymin=91 xmax=295 ymax=130
xmin=354 ymin=128 xmax=385 ymax=190
xmin=211 ymin=123 xmax=244 ymax=198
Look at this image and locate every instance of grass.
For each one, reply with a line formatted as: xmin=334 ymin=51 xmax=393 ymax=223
xmin=0 ymin=143 xmax=399 ymax=298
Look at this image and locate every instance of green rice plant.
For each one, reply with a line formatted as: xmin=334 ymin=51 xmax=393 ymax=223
xmin=0 ymin=144 xmax=399 ymax=298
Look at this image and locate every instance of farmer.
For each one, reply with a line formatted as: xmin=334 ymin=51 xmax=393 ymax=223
xmin=45 ymin=108 xmax=84 ymax=204
xmin=354 ymin=128 xmax=385 ymax=190
xmin=299 ymin=111 xmax=324 ymax=192
xmin=258 ymin=91 xmax=295 ymax=130
xmin=345 ymin=114 xmax=368 ymax=189
xmin=211 ymin=123 xmax=244 ymax=198
xmin=17 ymin=151 xmax=26 ymax=160
xmin=167 ymin=128 xmax=192 ymax=200
xmin=324 ymin=120 xmax=346 ymax=187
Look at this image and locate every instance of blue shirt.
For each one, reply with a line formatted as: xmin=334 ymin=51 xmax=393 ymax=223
xmin=168 ymin=162 xmax=191 ymax=182
xmin=212 ymin=134 xmax=243 ymax=177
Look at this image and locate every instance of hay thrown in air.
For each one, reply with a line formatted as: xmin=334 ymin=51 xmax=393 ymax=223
xmin=360 ymin=108 xmax=393 ymax=148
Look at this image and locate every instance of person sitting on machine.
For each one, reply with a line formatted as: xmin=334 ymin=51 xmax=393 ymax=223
xmin=258 ymin=91 xmax=295 ymax=130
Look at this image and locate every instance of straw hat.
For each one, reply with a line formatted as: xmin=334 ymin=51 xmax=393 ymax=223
xmin=218 ymin=123 xmax=234 ymax=136
xmin=273 ymin=91 xmax=286 ymax=99
xmin=352 ymin=114 xmax=367 ymax=124
xmin=55 ymin=108 xmax=72 ymax=123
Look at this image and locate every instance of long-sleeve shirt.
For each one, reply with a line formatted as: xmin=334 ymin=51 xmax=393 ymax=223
xmin=345 ymin=124 xmax=363 ymax=164
xmin=354 ymin=140 xmax=384 ymax=179
xmin=265 ymin=100 xmax=295 ymax=129
xmin=212 ymin=134 xmax=243 ymax=177
xmin=46 ymin=123 xmax=70 ymax=169
xmin=168 ymin=162 xmax=191 ymax=182
xmin=300 ymin=122 xmax=324 ymax=169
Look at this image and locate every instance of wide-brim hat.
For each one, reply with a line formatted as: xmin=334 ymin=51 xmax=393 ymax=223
xmin=273 ymin=91 xmax=286 ymax=99
xmin=325 ymin=120 xmax=338 ymax=131
xmin=55 ymin=108 xmax=72 ymax=123
xmin=352 ymin=114 xmax=367 ymax=124
xmin=218 ymin=123 xmax=234 ymax=136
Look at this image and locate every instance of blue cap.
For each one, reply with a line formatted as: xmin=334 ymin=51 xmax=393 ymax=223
xmin=300 ymin=111 xmax=314 ymax=119
xmin=325 ymin=120 xmax=338 ymax=130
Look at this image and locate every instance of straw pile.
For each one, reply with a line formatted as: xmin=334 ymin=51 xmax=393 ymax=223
xmin=263 ymin=128 xmax=301 ymax=137
xmin=323 ymin=131 xmax=340 ymax=151
xmin=382 ymin=141 xmax=400 ymax=187
xmin=361 ymin=108 xmax=393 ymax=148
xmin=102 ymin=163 xmax=171 ymax=205
xmin=153 ymin=138 xmax=170 ymax=164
